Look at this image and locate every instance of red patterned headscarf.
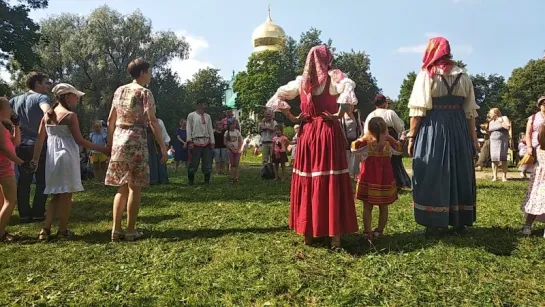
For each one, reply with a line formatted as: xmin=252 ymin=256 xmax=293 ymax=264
xmin=422 ymin=37 xmax=454 ymax=77
xmin=301 ymin=45 xmax=333 ymax=100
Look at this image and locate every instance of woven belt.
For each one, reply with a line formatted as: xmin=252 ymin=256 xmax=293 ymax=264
xmin=433 ymin=104 xmax=461 ymax=110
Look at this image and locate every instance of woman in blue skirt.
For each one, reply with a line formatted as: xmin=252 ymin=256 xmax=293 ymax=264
xmin=407 ymin=37 xmax=479 ymax=232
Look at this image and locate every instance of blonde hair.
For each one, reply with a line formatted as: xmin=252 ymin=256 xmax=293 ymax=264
xmin=488 ymin=108 xmax=502 ymax=118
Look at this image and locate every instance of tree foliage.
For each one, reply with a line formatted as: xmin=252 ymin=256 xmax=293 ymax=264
xmin=29 ymin=5 xmax=189 ymax=131
xmin=502 ymin=59 xmax=545 ymax=132
xmin=147 ymin=68 xmax=185 ymax=137
xmin=470 ymin=74 xmax=507 ymax=124
xmin=393 ymin=71 xmax=417 ymax=125
xmin=335 ymin=50 xmax=380 ymax=118
xmin=183 ymin=68 xmax=228 ymax=123
xmin=0 ymin=0 xmax=48 ymax=72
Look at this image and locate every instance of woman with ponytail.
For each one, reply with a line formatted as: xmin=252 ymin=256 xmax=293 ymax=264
xmin=351 ymin=117 xmax=404 ymax=241
xmin=32 ymin=83 xmax=110 ymax=241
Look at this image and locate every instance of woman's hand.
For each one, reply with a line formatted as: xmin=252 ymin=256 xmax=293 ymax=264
xmin=408 ymin=139 xmax=415 ymax=157
xmin=183 ymin=143 xmax=187 ymax=149
xmin=321 ymin=111 xmax=339 ymax=122
xmin=527 ymin=145 xmax=534 ymax=156
xmin=160 ymin=146 xmax=168 ymax=164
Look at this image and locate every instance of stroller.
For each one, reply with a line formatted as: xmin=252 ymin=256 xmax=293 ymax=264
xmin=80 ymin=147 xmax=94 ymax=180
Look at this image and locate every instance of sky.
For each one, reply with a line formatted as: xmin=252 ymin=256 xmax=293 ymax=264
xmin=3 ymin=0 xmax=545 ymax=98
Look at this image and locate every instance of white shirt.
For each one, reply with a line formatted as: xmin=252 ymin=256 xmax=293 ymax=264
xmin=363 ymin=109 xmax=405 ymax=135
xmin=186 ymin=111 xmax=215 ymax=146
xmin=224 ymin=129 xmax=242 ymax=152
xmin=408 ymin=66 xmax=479 ymax=119
xmin=157 ymin=118 xmax=170 ymax=144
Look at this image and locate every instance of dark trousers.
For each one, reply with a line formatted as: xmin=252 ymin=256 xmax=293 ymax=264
xmin=16 ymin=145 xmax=47 ymax=220
xmin=147 ymin=133 xmax=168 ymax=185
xmin=188 ymin=145 xmax=213 ymax=182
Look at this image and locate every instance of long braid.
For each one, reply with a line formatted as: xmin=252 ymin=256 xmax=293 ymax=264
xmin=47 ymin=94 xmax=70 ymax=122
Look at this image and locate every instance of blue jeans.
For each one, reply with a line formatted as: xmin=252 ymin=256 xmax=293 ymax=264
xmin=16 ymin=145 xmax=47 ymax=220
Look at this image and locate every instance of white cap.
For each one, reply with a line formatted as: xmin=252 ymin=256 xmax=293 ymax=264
xmin=51 ymin=83 xmax=85 ymax=98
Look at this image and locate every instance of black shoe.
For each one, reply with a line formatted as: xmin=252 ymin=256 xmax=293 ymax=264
xmin=204 ymin=174 xmax=211 ymax=187
xmin=188 ymin=173 xmax=195 ymax=186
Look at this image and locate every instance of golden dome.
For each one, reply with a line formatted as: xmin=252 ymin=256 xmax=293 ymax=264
xmin=252 ymin=7 xmax=285 ymax=53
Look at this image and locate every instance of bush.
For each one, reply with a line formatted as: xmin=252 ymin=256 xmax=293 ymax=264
xmin=284 ymin=126 xmax=295 ymax=140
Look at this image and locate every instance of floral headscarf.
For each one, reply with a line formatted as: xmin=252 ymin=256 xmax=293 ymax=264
xmin=301 ymin=45 xmax=333 ymax=103
xmin=422 ymin=37 xmax=454 ymax=77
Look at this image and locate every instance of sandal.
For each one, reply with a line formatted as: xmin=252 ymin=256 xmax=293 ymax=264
xmin=364 ymin=231 xmax=374 ymax=242
xmin=111 ymin=230 xmax=125 ymax=242
xmin=330 ymin=236 xmax=341 ymax=249
xmin=38 ymin=228 xmax=51 ymax=241
xmin=372 ymin=228 xmax=384 ymax=239
xmin=125 ymin=230 xmax=143 ymax=241
xmin=57 ymin=229 xmax=74 ymax=241
xmin=1 ymin=232 xmax=20 ymax=242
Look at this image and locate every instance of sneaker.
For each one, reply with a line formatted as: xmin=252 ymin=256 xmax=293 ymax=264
xmin=519 ymin=225 xmax=532 ymax=236
xmin=111 ymin=230 xmax=125 ymax=242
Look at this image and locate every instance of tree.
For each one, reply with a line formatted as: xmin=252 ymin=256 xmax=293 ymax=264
xmin=233 ymin=50 xmax=293 ymax=119
xmin=335 ymin=50 xmax=380 ymax=118
xmin=148 ymin=68 xmax=185 ymax=137
xmin=470 ymin=74 xmax=507 ymax=123
xmin=29 ymin=5 xmax=189 ymax=130
xmin=184 ymin=68 xmax=228 ymax=122
xmin=0 ymin=0 xmax=48 ymax=72
xmin=503 ymin=59 xmax=545 ymax=132
xmin=394 ymin=72 xmax=417 ymax=125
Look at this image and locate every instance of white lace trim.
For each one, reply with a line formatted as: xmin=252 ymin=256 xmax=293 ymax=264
xmin=292 ymin=168 xmax=349 ymax=177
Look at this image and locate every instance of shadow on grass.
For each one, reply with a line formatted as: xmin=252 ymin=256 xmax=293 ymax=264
xmin=72 ymin=225 xmax=289 ymax=244
xmin=342 ymin=226 xmax=518 ymax=257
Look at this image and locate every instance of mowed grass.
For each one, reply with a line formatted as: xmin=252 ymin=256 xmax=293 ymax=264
xmin=1 ymin=155 xmax=544 ymax=306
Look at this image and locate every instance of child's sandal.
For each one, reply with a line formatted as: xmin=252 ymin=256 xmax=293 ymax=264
xmin=57 ymin=229 xmax=74 ymax=241
xmin=0 ymin=232 xmax=20 ymax=243
xmin=372 ymin=228 xmax=384 ymax=239
xmin=111 ymin=230 xmax=125 ymax=242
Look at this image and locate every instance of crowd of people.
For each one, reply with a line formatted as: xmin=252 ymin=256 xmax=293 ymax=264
xmin=0 ymin=37 xmax=545 ymax=246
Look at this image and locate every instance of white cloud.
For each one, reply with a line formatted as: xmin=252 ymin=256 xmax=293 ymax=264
xmin=396 ymin=33 xmax=473 ymax=56
xmin=169 ymin=30 xmax=214 ymax=82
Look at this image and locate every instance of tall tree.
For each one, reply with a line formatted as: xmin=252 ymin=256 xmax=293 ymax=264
xmin=394 ymin=72 xmax=417 ymax=125
xmin=184 ymin=68 xmax=228 ymax=122
xmin=470 ymin=74 xmax=507 ymax=123
xmin=233 ymin=50 xmax=293 ymax=120
xmin=30 ymin=6 xmax=189 ymax=130
xmin=0 ymin=0 xmax=48 ymax=72
xmin=148 ymin=68 xmax=185 ymax=137
xmin=335 ymin=50 xmax=380 ymax=118
xmin=503 ymin=59 xmax=545 ymax=132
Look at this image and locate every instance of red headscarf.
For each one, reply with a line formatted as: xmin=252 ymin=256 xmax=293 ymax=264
xmin=422 ymin=37 xmax=454 ymax=77
xmin=301 ymin=45 xmax=333 ymax=102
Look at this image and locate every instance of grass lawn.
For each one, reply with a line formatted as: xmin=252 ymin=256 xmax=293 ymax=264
xmin=1 ymin=155 xmax=544 ymax=306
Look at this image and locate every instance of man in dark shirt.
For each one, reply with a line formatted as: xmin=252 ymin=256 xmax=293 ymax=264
xmin=9 ymin=72 xmax=51 ymax=223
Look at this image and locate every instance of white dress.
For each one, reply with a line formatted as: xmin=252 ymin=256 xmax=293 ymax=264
xmin=44 ymin=125 xmax=83 ymax=194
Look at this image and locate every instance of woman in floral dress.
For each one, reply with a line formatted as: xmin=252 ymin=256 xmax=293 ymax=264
xmin=106 ymin=58 xmax=167 ymax=242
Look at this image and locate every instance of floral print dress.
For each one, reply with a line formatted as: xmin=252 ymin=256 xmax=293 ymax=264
xmin=105 ymin=82 xmax=155 ymax=187
xmin=521 ymin=147 xmax=545 ymax=221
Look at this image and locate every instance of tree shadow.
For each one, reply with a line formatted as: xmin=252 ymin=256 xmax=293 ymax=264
xmin=341 ymin=226 xmax=519 ymax=257
xmin=71 ymin=225 xmax=289 ymax=244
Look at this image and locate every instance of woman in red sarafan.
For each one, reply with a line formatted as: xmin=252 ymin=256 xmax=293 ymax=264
xmin=266 ymin=45 xmax=359 ymax=248
xmin=352 ymin=117 xmax=404 ymax=241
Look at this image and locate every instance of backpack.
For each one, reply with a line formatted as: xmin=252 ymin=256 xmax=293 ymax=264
xmin=261 ymin=163 xmax=275 ymax=180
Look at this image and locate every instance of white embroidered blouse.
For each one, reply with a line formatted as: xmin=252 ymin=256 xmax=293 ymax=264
xmin=266 ymin=70 xmax=358 ymax=112
xmin=408 ymin=66 xmax=479 ymax=119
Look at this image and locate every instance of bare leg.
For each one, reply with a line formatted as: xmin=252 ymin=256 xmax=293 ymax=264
xmin=501 ymin=163 xmax=508 ymax=181
xmin=175 ymin=161 xmax=180 ymax=172
xmin=377 ymin=205 xmax=389 ymax=232
xmin=57 ymin=193 xmax=73 ymax=233
xmin=280 ymin=163 xmax=286 ymax=181
xmin=126 ymin=185 xmax=142 ymax=233
xmin=273 ymin=163 xmax=279 ymax=180
xmin=363 ymin=202 xmax=373 ymax=233
xmin=491 ymin=162 xmax=498 ymax=181
xmin=215 ymin=162 xmax=220 ymax=175
xmin=235 ymin=166 xmax=240 ymax=180
xmin=0 ymin=176 xmax=17 ymax=237
xmin=112 ymin=184 xmax=128 ymax=232
xmin=43 ymin=195 xmax=58 ymax=231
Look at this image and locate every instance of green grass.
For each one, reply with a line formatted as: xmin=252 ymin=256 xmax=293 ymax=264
xmin=1 ymin=156 xmax=544 ymax=306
